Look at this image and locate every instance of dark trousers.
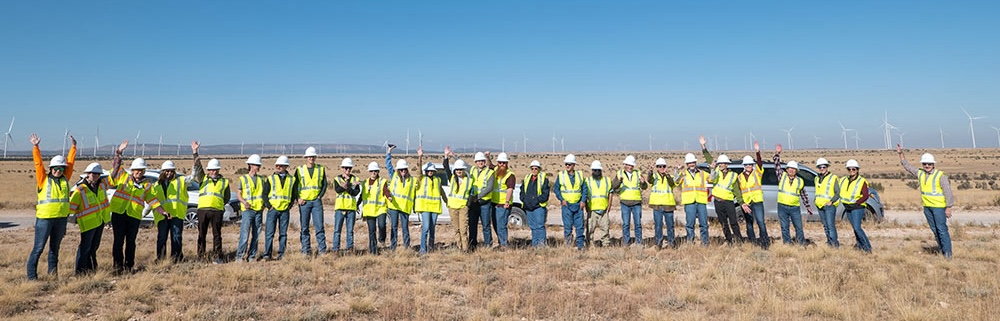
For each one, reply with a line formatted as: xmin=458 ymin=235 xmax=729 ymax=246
xmin=713 ymin=199 xmax=743 ymax=243
xmin=365 ymin=217 xmax=379 ymax=255
xmin=197 ymin=209 xmax=224 ymax=261
xmin=156 ymin=218 xmax=184 ymax=262
xmin=111 ymin=213 xmax=141 ymax=272
xmin=76 ymin=223 xmax=103 ymax=275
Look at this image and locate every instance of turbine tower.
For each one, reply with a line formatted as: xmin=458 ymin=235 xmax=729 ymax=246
xmin=781 ymin=127 xmax=794 ymax=150
xmin=553 ymin=131 xmax=558 ymax=153
xmin=880 ymin=110 xmax=898 ymax=150
xmin=93 ymin=126 xmax=100 ymax=157
xmin=991 ymin=126 xmax=1000 ymax=148
xmin=133 ymin=130 xmax=141 ymax=156
xmin=3 ymin=117 xmax=15 ymax=158
xmin=853 ymin=132 xmax=862 ymax=150
xmin=158 ymin=134 xmax=163 ymax=156
xmin=522 ymin=133 xmax=529 ymax=154
xmin=405 ymin=129 xmax=410 ymax=156
xmin=939 ymin=127 xmax=946 ymax=148
xmin=62 ymin=129 xmax=69 ymax=156
xmin=813 ymin=135 xmax=821 ymax=149
xmin=962 ymin=108 xmax=986 ymax=148
xmin=839 ymin=122 xmax=855 ymax=150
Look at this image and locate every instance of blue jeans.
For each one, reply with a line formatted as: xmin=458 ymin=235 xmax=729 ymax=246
xmin=494 ymin=205 xmax=510 ymax=247
xmin=478 ymin=202 xmax=494 ymax=247
xmin=746 ymin=202 xmax=769 ymax=247
xmin=264 ymin=208 xmax=290 ymax=259
xmin=156 ymin=218 xmax=184 ymax=261
xmin=527 ymin=207 xmax=547 ymax=247
xmin=419 ymin=212 xmax=438 ymax=254
xmin=299 ymin=199 xmax=327 ymax=254
xmin=777 ymin=204 xmax=804 ymax=245
xmin=365 ymin=217 xmax=379 ymax=254
xmin=818 ymin=205 xmax=840 ymax=247
xmin=620 ymin=203 xmax=642 ymax=245
xmin=848 ymin=208 xmax=872 ymax=253
xmin=76 ymin=223 xmax=103 ymax=275
xmin=684 ymin=203 xmax=709 ymax=245
xmin=332 ymin=210 xmax=356 ymax=251
xmin=924 ymin=207 xmax=952 ymax=258
xmin=561 ymin=203 xmax=585 ymax=249
xmin=27 ymin=217 xmax=67 ymax=279
xmin=237 ymin=209 xmax=263 ymax=260
xmin=376 ymin=214 xmax=387 ymax=243
xmin=652 ymin=208 xmax=675 ymax=247
xmin=388 ymin=209 xmax=411 ymax=250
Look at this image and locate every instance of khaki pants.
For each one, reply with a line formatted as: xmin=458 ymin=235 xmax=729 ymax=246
xmin=588 ymin=210 xmax=610 ymax=247
xmin=451 ymin=207 xmax=469 ymax=251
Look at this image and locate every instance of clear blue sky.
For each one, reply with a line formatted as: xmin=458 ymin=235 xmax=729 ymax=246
xmin=2 ymin=1 xmax=999 ymax=152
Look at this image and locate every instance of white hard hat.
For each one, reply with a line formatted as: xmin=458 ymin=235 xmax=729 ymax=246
xmin=717 ymin=155 xmax=731 ymax=164
xmin=161 ymin=160 xmax=177 ymax=171
xmin=396 ymin=159 xmax=409 ymax=169
xmin=84 ymin=162 xmax=103 ymax=174
xmin=474 ymin=152 xmax=487 ymax=162
xmin=920 ymin=153 xmax=936 ymax=164
xmin=423 ymin=162 xmax=436 ymax=172
xmin=206 ymin=158 xmax=222 ymax=170
xmin=367 ymin=161 xmax=380 ymax=171
xmin=786 ymin=161 xmax=799 ymax=169
xmin=623 ymin=155 xmax=636 ymax=166
xmin=816 ymin=158 xmax=830 ymax=166
xmin=684 ymin=153 xmax=697 ymax=164
xmin=275 ymin=156 xmax=290 ymax=166
xmin=304 ymin=146 xmax=318 ymax=157
xmin=655 ymin=158 xmax=667 ymax=166
xmin=845 ymin=159 xmax=860 ymax=169
xmin=742 ymin=156 xmax=755 ymax=165
xmin=563 ymin=154 xmax=577 ymax=164
xmin=530 ymin=160 xmax=542 ymax=168
xmin=246 ymin=154 xmax=262 ymax=166
xmin=497 ymin=152 xmax=509 ymax=162
xmin=453 ymin=159 xmax=468 ymax=170
xmin=129 ymin=158 xmax=147 ymax=170
xmin=590 ymin=160 xmax=603 ymax=170
xmin=48 ymin=155 xmax=68 ymax=168
xmin=340 ymin=158 xmax=354 ymax=168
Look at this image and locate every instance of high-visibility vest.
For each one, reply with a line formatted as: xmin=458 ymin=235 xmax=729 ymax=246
xmin=523 ymin=173 xmax=548 ymax=207
xmin=297 ymin=164 xmax=325 ymax=201
xmin=492 ymin=170 xmax=516 ymax=205
xmin=918 ymin=170 xmax=947 ymax=208
xmin=470 ymin=167 xmax=495 ymax=203
xmin=586 ymin=176 xmax=611 ymax=211
xmin=711 ymin=170 xmax=737 ymax=201
xmin=152 ymin=176 xmax=188 ymax=223
xmin=268 ymin=173 xmax=294 ymax=211
xmin=558 ymin=170 xmax=583 ymax=204
xmin=839 ymin=176 xmax=867 ymax=205
xmin=738 ymin=165 xmax=764 ymax=204
xmin=649 ymin=173 xmax=677 ymax=206
xmin=387 ymin=175 xmax=416 ymax=213
xmin=680 ymin=170 xmax=709 ymax=205
xmin=110 ymin=171 xmax=159 ymax=220
xmin=69 ymin=183 xmax=111 ymax=232
xmin=333 ymin=175 xmax=359 ymax=211
xmin=361 ymin=177 xmax=387 ymax=217
xmin=447 ymin=176 xmax=472 ymax=209
xmin=198 ymin=176 xmax=229 ymax=210
xmin=777 ymin=174 xmax=804 ymax=207
xmin=239 ymin=174 xmax=266 ymax=212
xmin=815 ymin=173 xmax=839 ymax=208
xmin=617 ymin=170 xmax=642 ymax=201
xmin=414 ymin=176 xmax=442 ymax=214
xmin=36 ymin=176 xmax=70 ymax=219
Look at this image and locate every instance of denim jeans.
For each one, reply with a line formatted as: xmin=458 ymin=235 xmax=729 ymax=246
xmin=376 ymin=213 xmax=387 ymax=244
xmin=652 ymin=209 xmax=675 ymax=247
xmin=561 ymin=203 xmax=585 ymax=249
xmin=527 ymin=207 xmax=547 ymax=247
xmin=494 ymin=205 xmax=510 ymax=247
xmin=419 ymin=212 xmax=438 ymax=254
xmin=388 ymin=209 xmax=411 ymax=250
xmin=684 ymin=203 xmax=709 ymax=245
xmin=924 ymin=207 xmax=952 ymax=258
xmin=477 ymin=202 xmax=494 ymax=248
xmin=263 ymin=208 xmax=290 ymax=259
xmin=777 ymin=204 xmax=804 ymax=245
xmin=848 ymin=208 xmax=872 ymax=253
xmin=237 ymin=209 xmax=264 ymax=260
xmin=365 ymin=217 xmax=379 ymax=255
xmin=76 ymin=223 xmax=103 ymax=275
xmin=299 ymin=199 xmax=327 ymax=255
xmin=746 ymin=202 xmax=769 ymax=247
xmin=332 ymin=210 xmax=356 ymax=252
xmin=27 ymin=217 xmax=67 ymax=280
xmin=156 ymin=218 xmax=184 ymax=262
xmin=818 ymin=205 xmax=840 ymax=247
xmin=111 ymin=213 xmax=141 ymax=271
xmin=620 ymin=203 xmax=642 ymax=245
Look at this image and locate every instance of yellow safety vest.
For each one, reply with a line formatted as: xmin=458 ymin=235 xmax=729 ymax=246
xmin=558 ymin=170 xmax=583 ymax=204
xmin=36 ymin=176 xmax=71 ymax=219
xmin=333 ymin=175 xmax=359 ymax=211
xmin=680 ymin=170 xmax=709 ymax=205
xmin=239 ymin=174 xmax=266 ymax=212
xmin=711 ymin=170 xmax=737 ymax=201
xmin=361 ymin=177 xmax=388 ymax=217
xmin=110 ymin=171 xmax=159 ymax=220
xmin=777 ymin=174 xmax=804 ymax=207
xmin=492 ymin=170 xmax=515 ymax=205
xmin=414 ymin=176 xmax=442 ymax=214
xmin=447 ymin=176 xmax=472 ymax=209
xmin=387 ymin=175 xmax=416 ymax=213
xmin=198 ymin=176 xmax=229 ymax=210
xmin=471 ymin=167 xmax=495 ymax=203
xmin=649 ymin=173 xmax=677 ymax=206
xmin=268 ymin=173 xmax=295 ymax=211
xmin=738 ymin=165 xmax=764 ymax=204
xmin=586 ymin=176 xmax=611 ymax=211
xmin=839 ymin=176 xmax=867 ymax=205
xmin=151 ymin=176 xmax=188 ymax=223
xmin=69 ymin=183 xmax=111 ymax=232
xmin=297 ymin=164 xmax=325 ymax=201
xmin=918 ymin=170 xmax=947 ymax=208
xmin=814 ymin=173 xmax=839 ymax=208
xmin=617 ymin=170 xmax=642 ymax=201
xmin=523 ymin=173 xmax=548 ymax=207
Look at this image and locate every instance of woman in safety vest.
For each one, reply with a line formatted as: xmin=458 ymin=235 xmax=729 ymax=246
xmin=443 ymin=147 xmax=472 ymax=252
xmin=361 ymin=161 xmax=388 ymax=255
xmin=331 ymin=158 xmax=360 ymax=253
xmin=647 ymin=158 xmax=678 ymax=248
xmin=385 ymin=144 xmax=416 ymax=250
xmin=414 ymin=147 xmax=448 ymax=254
xmin=737 ymin=141 xmax=769 ymax=248
xmin=897 ymin=144 xmax=954 ymax=258
xmin=150 ymin=160 xmax=188 ymax=263
xmin=108 ymin=140 xmax=165 ymax=273
xmin=69 ymin=163 xmax=111 ymax=274
xmin=27 ymin=133 xmax=77 ymax=280
xmin=840 ymin=159 xmax=872 ymax=253
xmin=813 ymin=157 xmax=841 ymax=247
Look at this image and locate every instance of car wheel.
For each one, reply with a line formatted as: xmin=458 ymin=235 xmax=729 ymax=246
xmin=185 ymin=208 xmax=199 ymax=229
xmin=508 ymin=207 xmax=526 ymax=228
xmin=865 ymin=206 xmax=884 ymax=223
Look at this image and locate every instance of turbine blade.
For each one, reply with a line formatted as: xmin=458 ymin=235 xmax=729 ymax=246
xmin=7 ymin=117 xmax=14 ymax=133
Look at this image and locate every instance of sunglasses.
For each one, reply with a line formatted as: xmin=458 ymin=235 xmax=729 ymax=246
xmin=498 ymin=162 xmax=508 ymax=165
xmin=656 ymin=165 xmax=667 ymax=168
xmin=817 ymin=165 xmax=828 ymax=169
xmin=369 ymin=170 xmax=379 ymax=173
xmin=848 ymin=168 xmax=859 ymax=171
xmin=922 ymin=163 xmax=934 ymax=166
xmin=565 ymin=163 xmax=574 ymax=166
xmin=51 ymin=167 xmax=66 ymax=171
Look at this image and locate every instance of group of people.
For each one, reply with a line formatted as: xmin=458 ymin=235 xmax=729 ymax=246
xmin=26 ymin=134 xmax=957 ymax=279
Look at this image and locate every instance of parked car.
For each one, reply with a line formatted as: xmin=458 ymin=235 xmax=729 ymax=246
xmin=700 ymin=162 xmax=885 ymax=222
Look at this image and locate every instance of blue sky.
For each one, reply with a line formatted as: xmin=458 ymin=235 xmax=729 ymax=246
xmin=2 ymin=1 xmax=999 ymax=152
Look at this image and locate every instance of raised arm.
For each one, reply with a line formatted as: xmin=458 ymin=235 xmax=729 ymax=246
xmin=700 ymin=135 xmax=714 ymax=164
xmin=896 ymin=144 xmax=919 ymax=176
xmin=190 ymin=141 xmax=204 ymax=184
xmin=30 ymin=134 xmax=44 ymax=189
xmin=65 ymin=135 xmax=77 ymax=179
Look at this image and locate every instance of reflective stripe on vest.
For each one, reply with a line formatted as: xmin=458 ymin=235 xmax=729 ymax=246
xmin=240 ymin=174 xmax=265 ymax=211
xmin=198 ymin=176 xmax=229 ymax=210
xmin=471 ymin=167 xmax=495 ymax=203
xmin=815 ymin=173 xmax=838 ymax=208
xmin=110 ymin=174 xmax=157 ymax=220
xmin=36 ymin=176 xmax=71 ymax=219
xmin=414 ymin=176 xmax=442 ymax=214
xmin=154 ymin=176 xmax=188 ymax=222
xmin=447 ymin=176 xmax=472 ymax=209
xmin=919 ymin=170 xmax=946 ymax=208
xmin=587 ymin=176 xmax=611 ymax=211
xmin=777 ymin=174 xmax=803 ymax=207
xmin=361 ymin=177 xmax=388 ymax=217
xmin=649 ymin=173 xmax=676 ymax=206
xmin=269 ymin=173 xmax=294 ymax=211
xmin=839 ymin=176 xmax=866 ymax=205
xmin=558 ymin=170 xmax=583 ymax=204
xmin=297 ymin=165 xmax=325 ymax=201
xmin=388 ymin=175 xmax=415 ymax=212
xmin=333 ymin=175 xmax=359 ymax=211
xmin=72 ymin=184 xmax=110 ymax=232
xmin=681 ymin=170 xmax=708 ymax=205
xmin=711 ymin=171 xmax=737 ymax=201
xmin=617 ymin=170 xmax=642 ymax=201
xmin=523 ymin=173 xmax=548 ymax=207
xmin=738 ymin=165 xmax=764 ymax=204
xmin=492 ymin=170 xmax=515 ymax=205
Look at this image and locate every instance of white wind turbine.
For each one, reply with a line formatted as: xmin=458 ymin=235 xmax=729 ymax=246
xmin=853 ymin=132 xmax=862 ymax=150
xmin=939 ymin=127 xmax=947 ymax=148
xmin=62 ymin=129 xmax=69 ymax=156
xmin=418 ymin=129 xmax=423 ymax=149
xmin=552 ymin=131 xmax=558 ymax=153
xmin=405 ymin=129 xmax=410 ymax=156
xmin=93 ymin=126 xmax=100 ymax=157
xmin=522 ymin=133 xmax=529 ymax=153
xmin=781 ymin=127 xmax=794 ymax=149
xmin=839 ymin=122 xmax=855 ymax=150
xmin=158 ymin=134 xmax=163 ymax=156
xmin=880 ymin=110 xmax=898 ymax=150
xmin=501 ymin=137 xmax=506 ymax=153
xmin=3 ymin=117 xmax=14 ymax=158
xmin=133 ymin=130 xmax=141 ymax=156
xmin=648 ymin=134 xmax=653 ymax=151
xmin=962 ymin=108 xmax=986 ymax=148
xmin=991 ymin=126 xmax=1000 ymax=148
xmin=896 ymin=130 xmax=906 ymax=146
xmin=813 ymin=135 xmax=821 ymax=149
xmin=560 ymin=137 xmax=565 ymax=152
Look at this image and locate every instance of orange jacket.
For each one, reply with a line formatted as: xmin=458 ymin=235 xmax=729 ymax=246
xmin=34 ymin=145 xmax=76 ymax=190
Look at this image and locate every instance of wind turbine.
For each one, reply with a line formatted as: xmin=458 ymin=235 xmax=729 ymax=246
xmin=939 ymin=127 xmax=947 ymax=148
xmin=880 ymin=110 xmax=897 ymax=150
xmin=781 ymin=127 xmax=794 ymax=150
xmin=648 ymin=134 xmax=653 ymax=151
xmin=158 ymin=134 xmax=163 ymax=156
xmin=405 ymin=129 xmax=410 ymax=156
xmin=560 ymin=137 xmax=565 ymax=152
xmin=896 ymin=131 xmax=906 ymax=146
xmin=962 ymin=108 xmax=986 ymax=148
xmin=853 ymin=132 xmax=862 ymax=150
xmin=813 ymin=135 xmax=821 ymax=149
xmin=241 ymin=142 xmax=245 ymax=155
xmin=553 ymin=131 xmax=558 ymax=153
xmin=991 ymin=126 xmax=1000 ymax=148
xmin=62 ymin=129 xmax=69 ymax=156
xmin=522 ymin=133 xmax=529 ymax=153
xmin=3 ymin=117 xmax=14 ymax=158
xmin=839 ymin=122 xmax=855 ymax=150
xmin=418 ymin=129 xmax=423 ymax=149
xmin=133 ymin=130 xmax=141 ymax=156
xmin=93 ymin=126 xmax=100 ymax=157
xmin=176 ymin=142 xmax=181 ymax=156
xmin=501 ymin=137 xmax=506 ymax=153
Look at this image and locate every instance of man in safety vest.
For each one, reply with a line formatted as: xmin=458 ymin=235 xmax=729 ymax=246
xmin=192 ymin=141 xmax=231 ymax=263
xmin=361 ymin=161 xmax=388 ymax=255
xmin=237 ymin=154 xmax=269 ymax=261
xmin=468 ymin=151 xmax=495 ymax=251
xmin=738 ymin=141 xmax=769 ymax=248
xmin=612 ymin=155 xmax=647 ymax=246
xmin=583 ymin=160 xmax=613 ymax=247
xmin=647 ymin=157 xmax=678 ymax=249
xmin=415 ymin=148 xmax=448 ymax=254
xmin=840 ymin=159 xmax=872 ymax=253
xmin=444 ymin=147 xmax=472 ymax=252
xmin=897 ymin=144 xmax=954 ymax=258
xmin=332 ymin=158 xmax=360 ymax=253
xmin=813 ymin=157 xmax=841 ymax=247
xmin=27 ymin=133 xmax=76 ymax=280
xmin=491 ymin=152 xmax=516 ymax=249
xmin=69 ymin=163 xmax=111 ymax=274
xmin=150 ymin=160 xmax=188 ymax=263
xmin=520 ymin=160 xmax=551 ymax=248
xmin=263 ymin=156 xmax=297 ymax=260
xmin=676 ymin=151 xmax=710 ymax=246
xmin=296 ymin=146 xmax=328 ymax=256
xmin=109 ymin=140 xmax=165 ymax=273
xmin=385 ymin=145 xmax=416 ymax=250
xmin=703 ymin=134 xmax=744 ymax=244
xmin=773 ymin=144 xmax=813 ymax=245
xmin=554 ymin=154 xmax=587 ymax=249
